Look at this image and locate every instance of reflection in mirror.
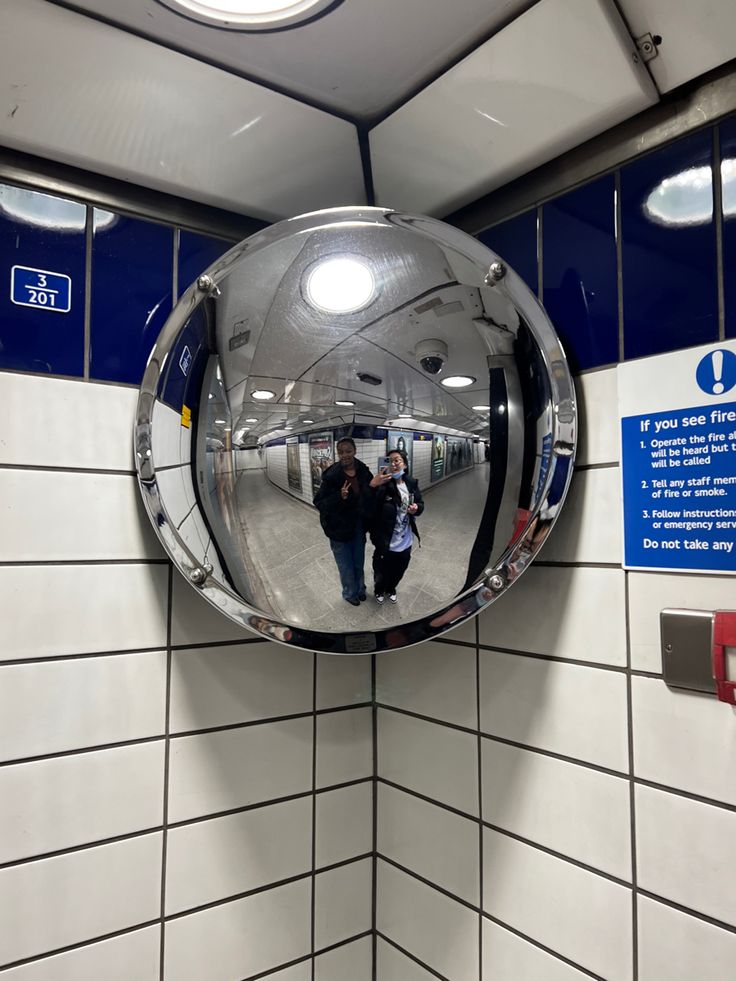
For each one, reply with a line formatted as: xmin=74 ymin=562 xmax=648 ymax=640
xmin=136 ymin=208 xmax=576 ymax=653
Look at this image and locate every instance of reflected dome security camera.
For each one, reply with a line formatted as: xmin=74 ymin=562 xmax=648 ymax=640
xmin=416 ymin=338 xmax=448 ymax=375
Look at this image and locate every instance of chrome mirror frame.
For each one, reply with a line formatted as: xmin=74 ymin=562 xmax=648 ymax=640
xmin=134 ymin=207 xmax=576 ymax=654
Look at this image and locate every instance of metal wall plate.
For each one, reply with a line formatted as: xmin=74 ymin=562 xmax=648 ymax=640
xmin=661 ymin=608 xmax=716 ymax=694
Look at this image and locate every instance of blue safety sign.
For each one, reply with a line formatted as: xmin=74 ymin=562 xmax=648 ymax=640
xmin=696 ymin=349 xmax=736 ymax=396
xmin=10 ymin=265 xmax=71 ymax=313
xmin=621 ymin=402 xmax=736 ymax=572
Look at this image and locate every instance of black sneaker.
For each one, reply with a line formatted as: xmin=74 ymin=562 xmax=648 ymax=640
xmin=375 ymin=593 xmax=385 ymax=605
xmin=358 ymin=592 xmax=367 ymax=601
xmin=345 ymin=597 xmax=360 ymax=606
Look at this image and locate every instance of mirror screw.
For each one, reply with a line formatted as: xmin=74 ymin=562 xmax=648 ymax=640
xmin=486 ymin=262 xmax=506 ymax=284
xmin=488 ymin=574 xmax=505 ymax=592
xmin=197 ymin=274 xmax=216 ymax=292
xmin=189 ymin=568 xmax=207 ymax=585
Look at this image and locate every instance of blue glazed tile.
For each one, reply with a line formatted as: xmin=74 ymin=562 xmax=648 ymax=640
xmin=0 ymin=185 xmax=86 ymax=376
xmin=90 ymin=210 xmax=173 ymax=385
xmin=178 ymin=230 xmax=232 ymax=299
xmin=621 ymin=128 xmax=718 ymax=360
xmin=478 ymin=210 xmax=538 ymax=294
xmin=542 ymin=175 xmax=618 ymax=372
xmin=721 ymin=116 xmax=736 ymax=339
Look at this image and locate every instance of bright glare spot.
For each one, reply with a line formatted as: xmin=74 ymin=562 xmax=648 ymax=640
xmin=165 ymin=0 xmax=324 ymax=25
xmin=303 ymin=418 xmax=314 ymax=423
xmin=0 ymin=187 xmax=108 ymax=232
xmin=642 ymin=161 xmax=736 ymax=226
xmin=441 ymin=375 xmax=475 ymax=389
xmin=252 ymin=390 xmax=276 ymax=400
xmin=245 ymin=417 xmax=258 ymax=422
xmin=472 ymin=404 xmax=490 ymax=411
xmin=498 ymin=405 xmax=506 ymax=414
xmin=214 ymin=418 xmax=227 ymax=424
xmin=306 ymin=256 xmax=375 ymax=314
xmin=335 ymin=399 xmax=355 ymax=406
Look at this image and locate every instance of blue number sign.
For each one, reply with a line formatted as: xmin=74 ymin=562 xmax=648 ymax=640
xmin=11 ymin=265 xmax=71 ymax=313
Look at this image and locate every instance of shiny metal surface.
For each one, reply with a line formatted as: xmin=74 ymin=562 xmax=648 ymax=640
xmin=135 ymin=206 xmax=576 ymax=653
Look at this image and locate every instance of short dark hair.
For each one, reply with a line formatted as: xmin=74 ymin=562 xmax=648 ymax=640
xmin=336 ymin=437 xmax=356 ymax=450
xmin=388 ymin=447 xmax=409 ymax=468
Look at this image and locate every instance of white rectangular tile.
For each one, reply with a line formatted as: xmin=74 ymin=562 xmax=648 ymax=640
xmin=0 ymin=833 xmax=162 ymax=967
xmin=0 ymin=651 xmax=166 ymax=762
xmin=575 ymin=368 xmax=618 ymax=466
xmin=264 ymin=965 xmax=310 ymax=981
xmin=378 ymin=783 xmax=479 ymax=905
xmin=377 ymin=709 xmax=478 ymax=815
xmin=164 ymin=879 xmax=310 ymax=981
xmin=0 ymin=563 xmax=168 ymax=661
xmin=376 ymin=642 xmax=477 ymax=728
xmin=636 ymin=784 xmax=736 ymax=926
xmin=0 ymin=373 xmax=137 ymax=472
xmin=152 ymin=399 xmax=185 ymax=469
xmin=315 ymin=858 xmax=372 ymax=950
xmin=168 ymin=716 xmax=312 ymax=823
xmin=479 ymin=566 xmax=626 ymax=667
xmin=638 ymin=894 xmax=736 ymax=981
xmin=376 ymin=938 xmax=435 ymax=980
xmin=0 ymin=741 xmax=164 ymax=864
xmin=482 ymin=739 xmax=631 ymax=880
xmin=166 ymin=797 xmax=311 ymax=915
xmin=479 ymin=650 xmax=629 ymax=772
xmin=171 ymin=572 xmax=256 ymax=645
xmin=377 ymin=860 xmax=479 ymax=980
xmin=633 ymin=676 xmax=736 ymax=806
xmin=316 ymin=707 xmax=373 ymax=789
xmin=541 ymin=467 xmax=621 ymax=564
xmin=170 ymin=642 xmax=313 ymax=733
xmin=315 ymin=935 xmax=372 ymax=980
xmin=316 ymin=782 xmax=373 ymax=868
xmin=629 ymin=571 xmax=736 ymax=672
xmin=0 ymin=925 xmax=160 ymax=981
xmin=483 ymin=828 xmax=632 ymax=980
xmin=482 ymin=918 xmax=590 ymax=981
xmin=316 ymin=654 xmax=372 ymax=710
xmin=0 ymin=470 xmax=162 ymax=561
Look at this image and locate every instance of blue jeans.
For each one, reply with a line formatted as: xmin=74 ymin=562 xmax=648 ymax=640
xmin=330 ymin=531 xmax=366 ymax=601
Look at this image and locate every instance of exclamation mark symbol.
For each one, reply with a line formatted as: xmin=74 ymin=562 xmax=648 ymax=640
xmin=712 ymin=350 xmax=725 ymax=394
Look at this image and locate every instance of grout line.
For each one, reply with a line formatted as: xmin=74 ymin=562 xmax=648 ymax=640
xmin=0 ymin=735 xmax=166 ymax=770
xmin=475 ymin=616 xmax=483 ymax=981
xmin=0 ymin=826 xmax=163 ymax=872
xmin=375 ymin=931 xmax=450 ymax=980
xmin=169 ymin=702 xmax=372 ymax=742
xmin=536 ymin=203 xmax=543 ymax=302
xmin=0 ymin=559 xmax=170 ymax=567
xmin=476 ymin=644 xmax=629 ymax=674
xmin=172 ymin=227 xmax=179 ymax=305
xmin=159 ymin=564 xmax=173 ymax=981
xmin=0 ymin=463 xmax=136 ymax=475
xmin=311 ymin=654 xmax=317 ymax=980
xmin=238 ymin=930 xmax=373 ymax=981
xmin=625 ymin=569 xmax=639 ymax=981
xmin=480 ymin=912 xmax=605 ymax=981
xmin=0 ymin=920 xmax=162 ymax=975
xmin=371 ymin=651 xmax=378 ymax=980
xmin=532 ymin=560 xmax=622 ymax=569
xmin=615 ymin=168 xmax=625 ymax=362
xmin=0 ymin=646 xmax=169 ymax=668
xmin=636 ymin=888 xmax=736 ymax=937
xmin=573 ymin=461 xmax=620 ymax=472
xmin=83 ymin=204 xmax=92 ymax=381
xmin=714 ymin=125 xmax=726 ymax=342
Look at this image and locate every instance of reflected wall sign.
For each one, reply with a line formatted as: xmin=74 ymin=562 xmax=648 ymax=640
xmin=135 ymin=207 xmax=576 ymax=654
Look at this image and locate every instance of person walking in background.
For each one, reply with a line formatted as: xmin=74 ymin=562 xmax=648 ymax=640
xmin=367 ymin=448 xmax=424 ymax=604
xmin=314 ymin=437 xmax=373 ymax=606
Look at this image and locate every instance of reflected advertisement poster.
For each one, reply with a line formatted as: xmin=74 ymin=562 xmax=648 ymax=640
xmin=309 ymin=432 xmax=333 ymax=496
xmin=431 ymin=433 xmax=445 ymax=482
xmin=447 ymin=437 xmax=472 ymax=473
xmin=286 ymin=436 xmax=302 ymax=492
xmin=387 ymin=429 xmax=413 ymax=474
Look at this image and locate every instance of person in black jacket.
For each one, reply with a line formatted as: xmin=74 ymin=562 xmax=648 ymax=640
xmin=367 ymin=447 xmax=424 ymax=604
xmin=313 ymin=437 xmax=374 ymax=606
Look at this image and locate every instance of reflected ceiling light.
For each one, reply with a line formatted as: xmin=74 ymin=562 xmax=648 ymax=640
xmin=302 ymin=418 xmax=314 ymax=423
xmin=156 ymin=0 xmax=335 ymax=30
xmin=251 ymin=389 xmax=276 ymax=400
xmin=498 ymin=405 xmax=506 ymax=414
xmin=214 ymin=418 xmax=227 ymax=424
xmin=245 ymin=417 xmax=258 ymax=422
xmin=398 ymin=412 xmax=413 ymax=418
xmin=441 ymin=375 xmax=476 ymax=388
xmin=472 ymin=404 xmax=490 ymax=411
xmin=306 ymin=256 xmax=375 ymax=314
xmin=642 ymin=161 xmax=736 ymax=226
xmin=335 ymin=399 xmax=355 ymax=406
xmin=0 ymin=187 xmax=113 ymax=232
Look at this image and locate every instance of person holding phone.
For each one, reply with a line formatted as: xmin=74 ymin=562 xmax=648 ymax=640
xmin=367 ymin=447 xmax=424 ymax=604
xmin=313 ymin=437 xmax=374 ymax=606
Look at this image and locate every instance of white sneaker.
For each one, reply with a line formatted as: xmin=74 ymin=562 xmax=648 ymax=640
xmin=388 ymin=592 xmax=397 ymax=603
xmin=375 ymin=593 xmax=385 ymax=604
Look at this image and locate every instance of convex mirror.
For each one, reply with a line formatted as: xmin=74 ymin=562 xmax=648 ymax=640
xmin=135 ymin=207 xmax=576 ymax=653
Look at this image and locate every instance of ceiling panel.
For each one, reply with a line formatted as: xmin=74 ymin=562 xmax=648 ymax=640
xmin=0 ymin=0 xmax=364 ymax=219
xmin=48 ymin=0 xmax=536 ymax=120
xmin=369 ymin=0 xmax=659 ymax=216
xmin=617 ymin=0 xmax=736 ymax=94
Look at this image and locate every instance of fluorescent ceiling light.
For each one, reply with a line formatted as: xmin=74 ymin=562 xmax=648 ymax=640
xmin=472 ymin=404 xmax=491 ymax=411
xmin=398 ymin=413 xmax=413 ymax=418
xmin=245 ymin=417 xmax=258 ymax=422
xmin=214 ymin=418 xmax=227 ymax=424
xmin=252 ymin=390 xmax=276 ymax=400
xmin=644 ymin=160 xmax=736 ymax=227
xmin=335 ymin=399 xmax=355 ymax=406
xmin=302 ymin=418 xmax=314 ymax=423
xmin=441 ymin=375 xmax=475 ymax=388
xmin=306 ymin=256 xmax=375 ymax=314
xmin=157 ymin=0 xmax=333 ymax=30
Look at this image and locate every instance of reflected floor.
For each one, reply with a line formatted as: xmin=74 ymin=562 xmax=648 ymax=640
xmin=229 ymin=465 xmax=492 ymax=631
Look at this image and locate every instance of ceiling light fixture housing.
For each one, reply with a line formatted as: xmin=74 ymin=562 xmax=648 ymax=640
xmin=305 ymin=255 xmax=375 ymax=314
xmin=155 ymin=0 xmax=342 ymax=32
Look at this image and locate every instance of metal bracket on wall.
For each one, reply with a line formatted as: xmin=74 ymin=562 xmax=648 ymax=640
xmin=635 ymin=33 xmax=660 ymax=64
xmin=661 ymin=609 xmax=736 ymax=704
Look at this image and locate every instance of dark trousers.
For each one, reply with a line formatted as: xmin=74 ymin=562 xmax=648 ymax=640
xmin=373 ymin=547 xmax=412 ymax=595
xmin=329 ymin=532 xmax=366 ymax=601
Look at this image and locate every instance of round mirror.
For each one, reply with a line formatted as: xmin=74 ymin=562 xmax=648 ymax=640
xmin=135 ymin=207 xmax=576 ymax=653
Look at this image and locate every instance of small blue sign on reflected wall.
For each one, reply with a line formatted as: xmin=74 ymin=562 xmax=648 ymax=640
xmin=11 ymin=265 xmax=72 ymax=313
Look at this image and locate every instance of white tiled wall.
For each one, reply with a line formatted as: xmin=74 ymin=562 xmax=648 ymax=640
xmin=374 ymin=364 xmax=736 ymax=980
xmin=0 ymin=371 xmax=374 ymax=980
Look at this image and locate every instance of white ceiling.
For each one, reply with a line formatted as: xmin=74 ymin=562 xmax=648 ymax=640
xmin=1 ymin=0 xmax=736 ymax=220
